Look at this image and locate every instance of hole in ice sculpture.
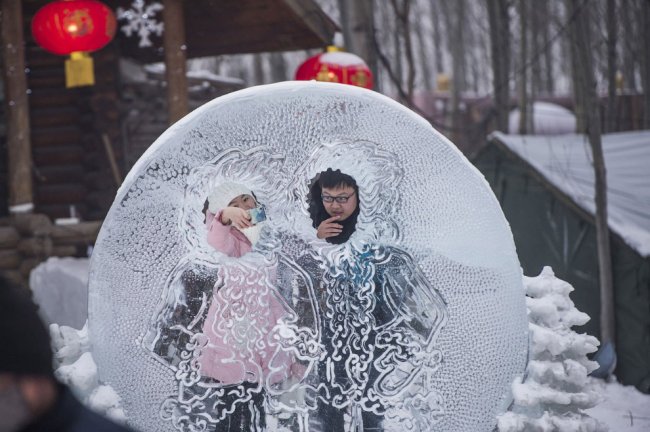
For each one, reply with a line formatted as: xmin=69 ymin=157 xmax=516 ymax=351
xmin=89 ymin=81 xmax=528 ymax=432
xmin=308 ymin=169 xmax=360 ymax=244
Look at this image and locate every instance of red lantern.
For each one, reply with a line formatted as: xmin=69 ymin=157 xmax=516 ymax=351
xmin=295 ymin=47 xmax=373 ymax=90
xmin=32 ymin=0 xmax=117 ymax=88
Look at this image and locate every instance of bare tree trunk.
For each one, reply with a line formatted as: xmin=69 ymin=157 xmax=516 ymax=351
xmin=392 ymin=7 xmax=404 ymax=95
xmin=414 ymin=3 xmax=433 ymax=91
xmin=431 ymin=0 xmax=445 ymax=75
xmin=531 ymin=1 xmax=542 ymax=97
xmin=163 ymin=0 xmax=189 ymax=124
xmin=517 ymin=0 xmax=530 ymax=134
xmin=269 ymin=52 xmax=287 ymax=83
xmin=389 ymin=0 xmax=415 ymax=104
xmin=440 ymin=0 xmax=466 ymax=141
xmin=252 ymin=54 xmax=265 ymax=85
xmin=338 ymin=0 xmax=378 ymax=89
xmin=606 ymin=0 xmax=618 ymax=132
xmin=567 ymin=0 xmax=615 ymax=349
xmin=642 ymin=0 xmax=650 ymax=128
xmin=620 ymin=2 xmax=638 ymax=91
xmin=541 ymin=1 xmax=555 ymax=95
xmin=487 ymin=0 xmax=511 ymax=132
xmin=456 ymin=0 xmax=468 ymax=93
xmin=1 ymin=0 xmax=34 ymax=212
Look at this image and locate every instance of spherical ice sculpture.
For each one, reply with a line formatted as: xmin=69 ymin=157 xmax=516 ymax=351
xmin=88 ymin=81 xmax=528 ymax=432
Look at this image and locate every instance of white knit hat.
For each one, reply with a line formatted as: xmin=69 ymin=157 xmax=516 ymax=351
xmin=207 ymin=182 xmax=253 ymax=213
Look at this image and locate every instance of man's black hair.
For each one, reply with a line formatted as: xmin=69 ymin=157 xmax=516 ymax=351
xmin=308 ymin=169 xmax=360 ymax=244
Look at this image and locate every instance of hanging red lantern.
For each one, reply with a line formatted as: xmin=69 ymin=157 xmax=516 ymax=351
xmin=32 ymin=0 xmax=117 ymax=88
xmin=295 ymin=47 xmax=373 ymax=90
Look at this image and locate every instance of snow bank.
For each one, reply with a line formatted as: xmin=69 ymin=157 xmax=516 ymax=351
xmin=586 ymin=379 xmax=650 ymax=431
xmin=50 ymin=322 xmax=127 ymax=423
xmin=30 ymin=257 xmax=90 ymax=328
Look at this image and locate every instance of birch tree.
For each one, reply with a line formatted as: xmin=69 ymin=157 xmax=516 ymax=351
xmin=566 ymin=0 xmax=615 ymax=354
xmin=487 ymin=0 xmax=511 ymax=132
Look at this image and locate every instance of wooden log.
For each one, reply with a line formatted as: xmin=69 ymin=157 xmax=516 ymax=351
xmin=0 ymin=226 xmax=20 ymax=248
xmin=35 ymin=203 xmax=88 ymax=221
xmin=35 ymin=184 xmax=87 ymax=205
xmin=11 ymin=213 xmax=53 ymax=236
xmin=163 ymin=0 xmax=189 ymax=123
xmin=36 ymin=166 xmax=86 ymax=184
xmin=51 ymin=245 xmax=78 ymax=257
xmin=30 ymin=107 xmax=87 ymax=129
xmin=0 ymin=249 xmax=21 ymax=269
xmin=51 ymin=221 xmax=102 ymax=246
xmin=31 ymin=126 xmax=83 ymax=148
xmin=28 ymin=71 xmax=66 ymax=88
xmin=2 ymin=0 xmax=34 ymax=211
xmin=28 ymin=88 xmax=80 ymax=109
xmin=18 ymin=236 xmax=53 ymax=257
xmin=25 ymin=47 xmax=65 ymax=67
xmin=19 ymin=257 xmax=43 ymax=277
xmin=32 ymin=146 xmax=85 ymax=167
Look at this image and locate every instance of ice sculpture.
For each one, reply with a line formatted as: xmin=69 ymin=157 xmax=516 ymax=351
xmin=88 ymin=81 xmax=528 ymax=432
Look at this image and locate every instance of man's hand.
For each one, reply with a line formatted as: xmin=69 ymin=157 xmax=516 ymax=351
xmin=317 ymin=216 xmax=342 ymax=239
xmin=221 ymin=207 xmax=252 ymax=229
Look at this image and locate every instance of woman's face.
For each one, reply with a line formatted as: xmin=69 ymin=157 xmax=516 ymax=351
xmin=228 ymin=194 xmax=256 ymax=210
xmin=321 ymin=185 xmax=358 ymax=221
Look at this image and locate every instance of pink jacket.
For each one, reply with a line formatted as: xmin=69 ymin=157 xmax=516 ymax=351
xmin=205 ymin=210 xmax=252 ymax=257
xmin=199 ymin=210 xmax=296 ymax=385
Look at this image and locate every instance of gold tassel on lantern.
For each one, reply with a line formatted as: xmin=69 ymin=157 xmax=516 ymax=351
xmin=65 ymin=52 xmax=95 ymax=88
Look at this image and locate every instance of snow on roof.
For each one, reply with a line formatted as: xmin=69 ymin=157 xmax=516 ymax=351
xmin=143 ymin=63 xmax=245 ymax=85
xmin=490 ymin=130 xmax=650 ymax=257
xmin=508 ymin=101 xmax=577 ymax=135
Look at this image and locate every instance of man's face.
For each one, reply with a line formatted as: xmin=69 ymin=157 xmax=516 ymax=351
xmin=321 ymin=186 xmax=358 ymax=221
xmin=228 ymin=194 xmax=256 ymax=210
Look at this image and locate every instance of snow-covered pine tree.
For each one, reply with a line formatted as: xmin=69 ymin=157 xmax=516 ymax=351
xmin=498 ymin=267 xmax=606 ymax=432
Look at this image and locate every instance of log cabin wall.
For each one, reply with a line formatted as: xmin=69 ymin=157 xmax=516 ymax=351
xmin=22 ymin=1 xmax=122 ymax=221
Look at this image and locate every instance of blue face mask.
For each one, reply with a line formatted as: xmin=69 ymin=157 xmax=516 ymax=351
xmin=0 ymin=382 xmax=32 ymax=432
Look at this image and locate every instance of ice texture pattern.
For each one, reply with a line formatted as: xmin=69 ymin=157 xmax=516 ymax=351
xmin=88 ymin=81 xmax=528 ymax=432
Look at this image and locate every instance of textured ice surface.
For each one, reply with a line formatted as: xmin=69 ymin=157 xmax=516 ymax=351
xmin=88 ymin=81 xmax=528 ymax=432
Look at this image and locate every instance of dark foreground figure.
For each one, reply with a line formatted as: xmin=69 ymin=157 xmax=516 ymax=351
xmin=0 ymin=276 xmax=138 ymax=432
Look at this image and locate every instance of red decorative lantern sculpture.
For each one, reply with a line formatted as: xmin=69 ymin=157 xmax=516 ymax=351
xmin=295 ymin=47 xmax=373 ymax=90
xmin=32 ymin=0 xmax=117 ymax=88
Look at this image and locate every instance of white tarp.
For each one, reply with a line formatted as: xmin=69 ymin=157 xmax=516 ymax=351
xmin=491 ymin=130 xmax=650 ymax=257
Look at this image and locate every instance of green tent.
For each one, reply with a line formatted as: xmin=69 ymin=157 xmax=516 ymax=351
xmin=473 ymin=131 xmax=650 ymax=393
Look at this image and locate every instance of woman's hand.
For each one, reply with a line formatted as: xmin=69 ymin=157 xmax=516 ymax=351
xmin=317 ymin=216 xmax=342 ymax=239
xmin=220 ymin=207 xmax=252 ymax=229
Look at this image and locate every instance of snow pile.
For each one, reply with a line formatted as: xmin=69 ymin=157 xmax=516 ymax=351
xmin=30 ymin=257 xmax=90 ymax=328
xmin=498 ymin=267 xmax=606 ymax=432
xmin=50 ymin=322 xmax=127 ymax=423
xmin=586 ymin=379 xmax=650 ymax=431
xmin=508 ymin=102 xmax=577 ymax=135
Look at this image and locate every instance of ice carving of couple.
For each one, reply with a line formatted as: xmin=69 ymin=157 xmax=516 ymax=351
xmin=148 ymin=142 xmax=448 ymax=431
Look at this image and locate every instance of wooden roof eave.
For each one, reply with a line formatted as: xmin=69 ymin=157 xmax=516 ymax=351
xmin=282 ymin=0 xmax=338 ymax=47
xmin=110 ymin=0 xmax=338 ymax=64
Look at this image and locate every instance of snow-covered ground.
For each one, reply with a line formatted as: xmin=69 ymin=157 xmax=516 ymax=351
xmin=30 ymin=257 xmax=650 ymax=431
xmin=586 ymin=379 xmax=650 ymax=431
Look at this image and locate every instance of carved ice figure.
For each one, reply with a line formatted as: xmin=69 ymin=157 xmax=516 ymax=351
xmin=88 ymin=82 xmax=528 ymax=432
xmin=143 ymin=148 xmax=318 ymax=431
xmin=269 ymin=141 xmax=448 ymax=431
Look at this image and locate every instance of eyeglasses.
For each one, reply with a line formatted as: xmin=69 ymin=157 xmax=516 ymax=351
xmin=322 ymin=191 xmax=355 ymax=204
